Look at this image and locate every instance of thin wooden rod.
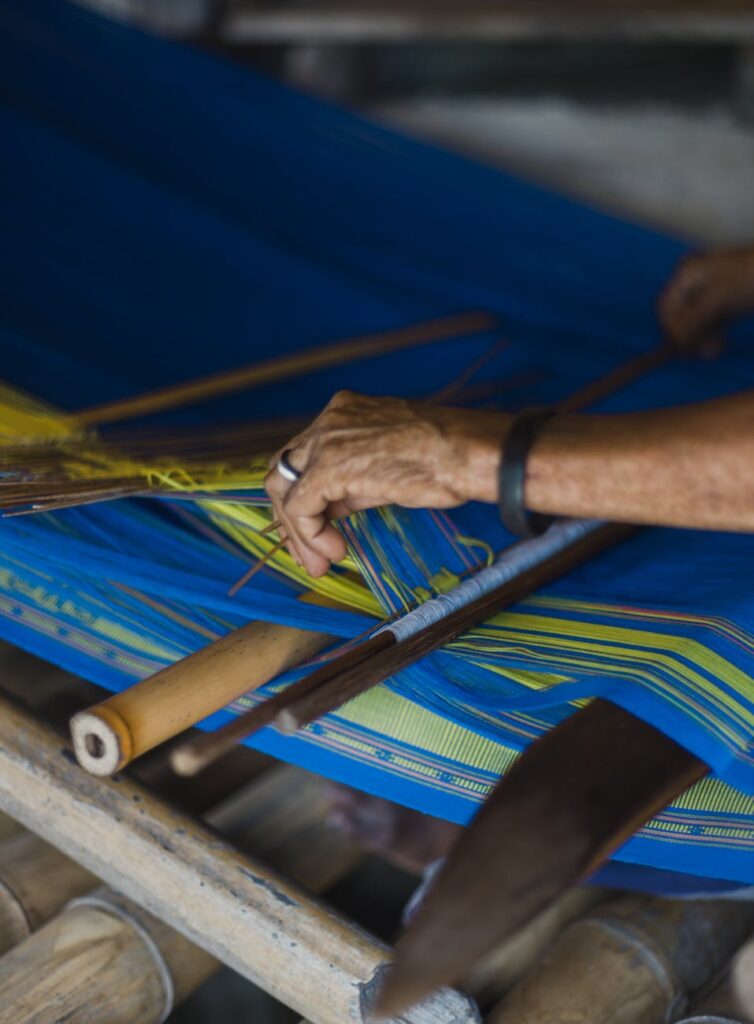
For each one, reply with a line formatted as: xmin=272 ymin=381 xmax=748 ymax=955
xmin=373 ymin=699 xmax=708 ymax=1018
xmin=276 ymin=522 xmax=632 ymax=732
xmin=171 ymin=631 xmax=394 ymax=776
xmin=73 ymin=311 xmax=495 ymax=427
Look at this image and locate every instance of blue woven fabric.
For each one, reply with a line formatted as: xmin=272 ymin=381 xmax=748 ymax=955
xmin=2 ymin=0 xmax=754 ymax=891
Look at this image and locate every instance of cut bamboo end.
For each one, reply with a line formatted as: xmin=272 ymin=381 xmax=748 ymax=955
xmin=70 ymin=706 xmax=132 ymax=777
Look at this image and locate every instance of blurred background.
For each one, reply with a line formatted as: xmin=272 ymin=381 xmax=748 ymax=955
xmin=61 ymin=2 xmax=754 ymax=1018
xmin=75 ymin=0 xmax=754 ymax=243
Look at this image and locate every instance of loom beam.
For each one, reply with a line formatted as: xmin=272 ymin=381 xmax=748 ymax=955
xmin=0 ymin=691 xmax=479 ymax=1024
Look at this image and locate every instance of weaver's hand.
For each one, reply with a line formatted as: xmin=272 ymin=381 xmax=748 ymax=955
xmin=265 ymin=391 xmax=508 ymax=577
xmin=658 ymin=247 xmax=754 ymax=353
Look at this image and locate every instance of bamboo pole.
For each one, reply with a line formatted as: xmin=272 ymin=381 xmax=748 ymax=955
xmin=488 ymin=894 xmax=754 ymax=1024
xmin=676 ymin=968 xmax=750 ymax=1023
xmin=71 ymin=592 xmax=336 ymax=776
xmin=0 ymin=693 xmax=479 ymax=1024
xmin=0 ymin=763 xmax=365 ymax=1024
xmin=732 ymin=934 xmax=754 ymax=1022
xmin=464 ymin=887 xmax=605 ymax=1007
xmin=0 ymin=887 xmax=217 ymax=1024
xmin=0 ymin=831 xmax=97 ymax=956
xmin=221 ymin=2 xmax=754 ymax=45
xmin=0 ymin=812 xmax=21 ymax=843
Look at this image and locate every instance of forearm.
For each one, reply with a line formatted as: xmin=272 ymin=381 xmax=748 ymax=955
xmin=508 ymin=392 xmax=754 ymax=532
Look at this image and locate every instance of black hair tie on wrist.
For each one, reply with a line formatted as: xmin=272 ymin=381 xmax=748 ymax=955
xmin=498 ymin=407 xmax=557 ymax=538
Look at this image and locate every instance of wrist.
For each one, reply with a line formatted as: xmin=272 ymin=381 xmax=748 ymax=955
xmin=436 ymin=409 xmax=511 ymax=505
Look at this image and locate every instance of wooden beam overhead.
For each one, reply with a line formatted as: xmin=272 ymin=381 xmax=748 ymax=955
xmin=221 ymin=1 xmax=754 ymax=44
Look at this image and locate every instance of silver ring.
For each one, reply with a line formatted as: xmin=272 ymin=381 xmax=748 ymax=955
xmin=277 ymin=449 xmax=302 ymax=483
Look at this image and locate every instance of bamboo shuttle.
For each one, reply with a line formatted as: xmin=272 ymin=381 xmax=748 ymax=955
xmin=71 ymin=591 xmax=337 ymax=776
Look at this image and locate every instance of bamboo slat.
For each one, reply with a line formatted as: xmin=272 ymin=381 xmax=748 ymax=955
xmin=375 ymin=700 xmax=707 ymax=1017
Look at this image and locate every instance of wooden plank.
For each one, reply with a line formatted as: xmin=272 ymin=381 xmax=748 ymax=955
xmin=0 ymin=692 xmax=479 ymax=1024
xmin=222 ymin=1 xmax=754 ymax=44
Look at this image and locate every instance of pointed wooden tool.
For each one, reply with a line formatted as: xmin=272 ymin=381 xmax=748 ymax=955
xmin=372 ymin=698 xmax=707 ymax=1019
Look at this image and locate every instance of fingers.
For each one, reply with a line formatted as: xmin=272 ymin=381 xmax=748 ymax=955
xmin=265 ymin=450 xmax=307 ymax=569
xmin=281 ymin=463 xmax=350 ymax=577
xmin=657 ymin=250 xmax=753 ymax=354
xmin=265 ymin=445 xmax=348 ymax=577
xmin=658 ymin=255 xmax=715 ymax=347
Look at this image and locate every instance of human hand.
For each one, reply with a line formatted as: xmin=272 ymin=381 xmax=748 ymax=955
xmin=265 ymin=391 xmax=507 ymax=577
xmin=658 ymin=247 xmax=754 ymax=355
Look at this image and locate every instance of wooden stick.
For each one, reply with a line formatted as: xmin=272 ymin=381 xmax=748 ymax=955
xmin=372 ymin=700 xmax=708 ymax=1018
xmin=227 ymin=536 xmax=287 ymax=595
xmin=275 ymin=522 xmax=632 ymax=733
xmin=0 ymin=693 xmax=480 ymax=1024
xmin=73 ymin=312 xmax=495 ymax=427
xmin=70 ymin=591 xmax=337 ymax=776
xmin=489 ymin=894 xmax=754 ymax=1024
xmin=171 ymin=630 xmax=394 ymax=776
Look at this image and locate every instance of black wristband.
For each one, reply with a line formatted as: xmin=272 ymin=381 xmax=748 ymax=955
xmin=498 ymin=407 xmax=557 ymax=538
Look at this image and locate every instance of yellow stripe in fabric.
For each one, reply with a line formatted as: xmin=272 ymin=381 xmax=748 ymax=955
xmin=528 ymin=595 xmax=754 ymax=655
xmin=0 ymin=563 xmax=180 ymax=662
xmin=462 ymin=612 xmax=754 ymax=732
xmin=336 ymin=685 xmax=518 ymax=776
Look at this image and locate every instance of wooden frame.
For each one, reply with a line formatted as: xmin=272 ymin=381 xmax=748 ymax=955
xmin=0 ymin=689 xmax=478 ymax=1023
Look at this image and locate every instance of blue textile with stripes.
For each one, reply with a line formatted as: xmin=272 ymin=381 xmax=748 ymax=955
xmin=1 ymin=0 xmax=754 ymax=893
